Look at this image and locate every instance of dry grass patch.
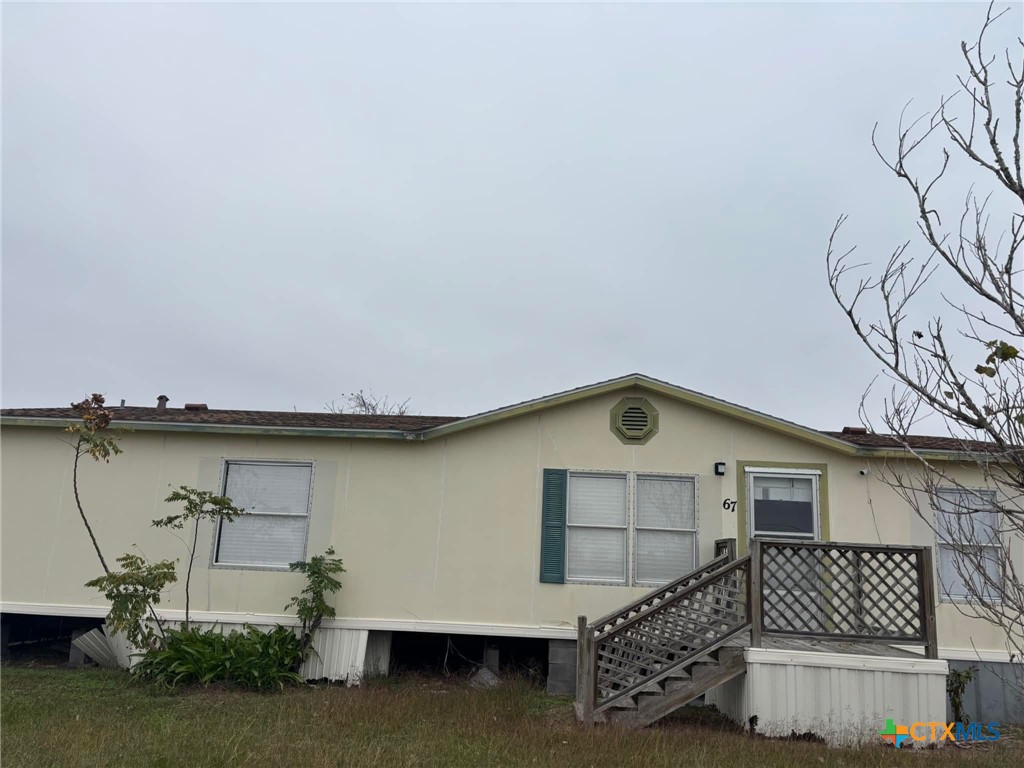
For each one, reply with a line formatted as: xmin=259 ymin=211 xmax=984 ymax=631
xmin=1 ymin=666 xmax=1019 ymax=767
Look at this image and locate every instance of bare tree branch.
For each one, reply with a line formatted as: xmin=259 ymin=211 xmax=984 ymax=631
xmin=326 ymin=389 xmax=412 ymax=416
xmin=827 ymin=2 xmax=1024 ymax=691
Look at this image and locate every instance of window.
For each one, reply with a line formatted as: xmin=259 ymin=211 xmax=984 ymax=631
xmin=565 ymin=471 xmax=697 ymax=586
xmin=934 ymin=488 xmax=1001 ymax=602
xmin=747 ymin=470 xmax=820 ymax=540
xmin=567 ymin=474 xmax=628 ymax=583
xmin=214 ymin=461 xmax=313 ymax=568
xmin=635 ymin=476 xmax=697 ymax=584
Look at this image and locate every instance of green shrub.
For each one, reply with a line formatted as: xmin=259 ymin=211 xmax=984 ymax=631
xmin=947 ymin=666 xmax=976 ymax=723
xmin=85 ymin=554 xmax=177 ymax=649
xmin=135 ymin=625 xmax=304 ymax=691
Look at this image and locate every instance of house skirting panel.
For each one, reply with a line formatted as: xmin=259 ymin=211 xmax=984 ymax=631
xmin=946 ymin=659 xmax=1024 ymax=724
xmin=302 ymin=627 xmax=391 ymax=682
xmin=106 ymin=620 xmax=390 ymax=684
xmin=705 ymin=647 xmax=949 ymax=747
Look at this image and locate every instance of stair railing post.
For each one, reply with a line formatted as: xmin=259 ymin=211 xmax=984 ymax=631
xmin=576 ymin=615 xmax=596 ymax=726
xmin=917 ymin=547 xmax=939 ymax=660
xmin=715 ymin=538 xmax=737 ymax=561
xmin=749 ymin=539 xmax=763 ymax=649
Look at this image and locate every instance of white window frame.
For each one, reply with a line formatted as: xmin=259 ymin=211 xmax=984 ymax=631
xmin=745 ymin=467 xmax=822 ymax=541
xmin=564 ymin=470 xmax=699 ymax=587
xmin=933 ymin=487 xmax=1002 ymax=604
xmin=212 ymin=459 xmax=314 ymax=571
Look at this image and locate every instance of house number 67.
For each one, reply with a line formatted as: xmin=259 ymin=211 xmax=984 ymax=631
xmin=722 ymin=499 xmax=738 ymax=512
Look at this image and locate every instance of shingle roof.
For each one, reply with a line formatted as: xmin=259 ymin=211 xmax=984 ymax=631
xmin=819 ymin=431 xmax=997 ymax=453
xmin=1 ymin=372 xmax=1004 ymax=456
xmin=1 ymin=404 xmax=995 ymax=452
xmin=0 ymin=406 xmax=459 ymax=432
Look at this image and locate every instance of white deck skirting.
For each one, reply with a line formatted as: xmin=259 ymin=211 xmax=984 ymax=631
xmin=706 ymin=647 xmax=949 ymax=747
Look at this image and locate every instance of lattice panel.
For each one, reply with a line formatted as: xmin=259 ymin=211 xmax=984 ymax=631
xmin=594 ymin=559 xmax=749 ymax=701
xmin=759 ymin=542 xmax=924 ymax=641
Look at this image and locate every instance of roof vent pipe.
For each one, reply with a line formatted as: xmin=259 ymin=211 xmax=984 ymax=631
xmin=157 ymin=395 xmax=169 ymax=410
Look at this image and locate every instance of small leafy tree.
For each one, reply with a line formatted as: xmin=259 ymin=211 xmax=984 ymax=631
xmin=65 ymin=394 xmax=123 ymax=574
xmin=67 ymin=394 xmax=171 ymax=648
xmin=154 ymin=487 xmax=245 ymax=628
xmin=286 ymin=547 xmax=345 ymax=660
xmin=85 ymin=554 xmax=177 ymax=649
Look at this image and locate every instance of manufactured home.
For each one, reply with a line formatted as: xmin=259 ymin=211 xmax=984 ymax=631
xmin=1 ymin=374 xmax=1021 ymax=739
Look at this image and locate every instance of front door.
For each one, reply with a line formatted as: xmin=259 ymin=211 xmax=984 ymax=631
xmin=746 ymin=470 xmax=824 ymax=634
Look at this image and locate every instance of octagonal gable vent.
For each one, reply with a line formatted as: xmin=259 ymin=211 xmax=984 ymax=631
xmin=620 ymin=405 xmax=649 ymax=434
xmin=610 ymin=397 xmax=659 ymax=444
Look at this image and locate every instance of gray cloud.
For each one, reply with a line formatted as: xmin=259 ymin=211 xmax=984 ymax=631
xmin=3 ymin=2 xmax=1020 ymax=429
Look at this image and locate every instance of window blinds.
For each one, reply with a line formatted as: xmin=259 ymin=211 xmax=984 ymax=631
xmin=567 ymin=474 xmax=627 ymax=583
xmin=635 ymin=476 xmax=696 ymax=584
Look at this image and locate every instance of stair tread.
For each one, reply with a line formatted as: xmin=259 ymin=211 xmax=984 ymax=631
xmin=604 ymin=697 xmax=638 ymax=710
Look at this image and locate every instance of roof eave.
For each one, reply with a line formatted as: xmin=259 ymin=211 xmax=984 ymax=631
xmin=850 ymin=445 xmax=1001 ymax=462
xmin=2 ymin=375 xmax=993 ymax=459
xmin=0 ymin=416 xmax=415 ymax=440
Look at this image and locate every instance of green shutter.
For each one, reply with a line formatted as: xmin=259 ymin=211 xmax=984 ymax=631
xmin=540 ymin=469 xmax=567 ymax=583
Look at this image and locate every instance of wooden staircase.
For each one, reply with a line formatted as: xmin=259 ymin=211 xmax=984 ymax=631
xmin=594 ymin=644 xmax=747 ymax=727
xmin=576 ymin=540 xmax=751 ymax=728
xmin=575 ymin=538 xmax=940 ymax=728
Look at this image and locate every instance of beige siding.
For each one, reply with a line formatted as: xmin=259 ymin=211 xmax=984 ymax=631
xmin=1 ymin=384 xmax=1019 ymax=656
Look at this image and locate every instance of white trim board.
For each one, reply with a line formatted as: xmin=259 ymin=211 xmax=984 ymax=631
xmin=0 ymin=602 xmax=578 ymax=640
xmin=890 ymin=643 xmax=1016 ymax=664
xmin=2 ymin=602 xmax=1014 ymax=654
xmin=744 ymin=647 xmax=948 ymax=674
xmin=938 ymin=648 xmax=1016 ymax=663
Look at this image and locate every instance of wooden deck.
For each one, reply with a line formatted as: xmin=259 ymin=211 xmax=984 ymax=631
xmin=722 ymin=631 xmax=923 ymax=658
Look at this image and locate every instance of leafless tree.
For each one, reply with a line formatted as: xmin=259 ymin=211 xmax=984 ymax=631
xmin=326 ymin=389 xmax=411 ymax=416
xmin=826 ymin=3 xmax=1023 ymax=690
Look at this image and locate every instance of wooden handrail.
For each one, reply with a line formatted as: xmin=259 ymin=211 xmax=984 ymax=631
xmin=576 ymin=555 xmax=751 ymax=721
xmin=594 ymin=556 xmax=751 ymax=642
xmin=592 ymin=556 xmax=751 ymax=713
xmin=589 ymin=552 xmax=732 ymax=631
xmin=751 ymin=537 xmax=927 ymax=554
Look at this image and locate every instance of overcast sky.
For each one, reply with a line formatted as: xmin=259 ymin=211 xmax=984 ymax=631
xmin=3 ymin=2 xmax=1020 ymax=429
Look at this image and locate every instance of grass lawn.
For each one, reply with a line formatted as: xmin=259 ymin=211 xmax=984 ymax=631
xmin=1 ymin=666 xmax=1020 ymax=767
